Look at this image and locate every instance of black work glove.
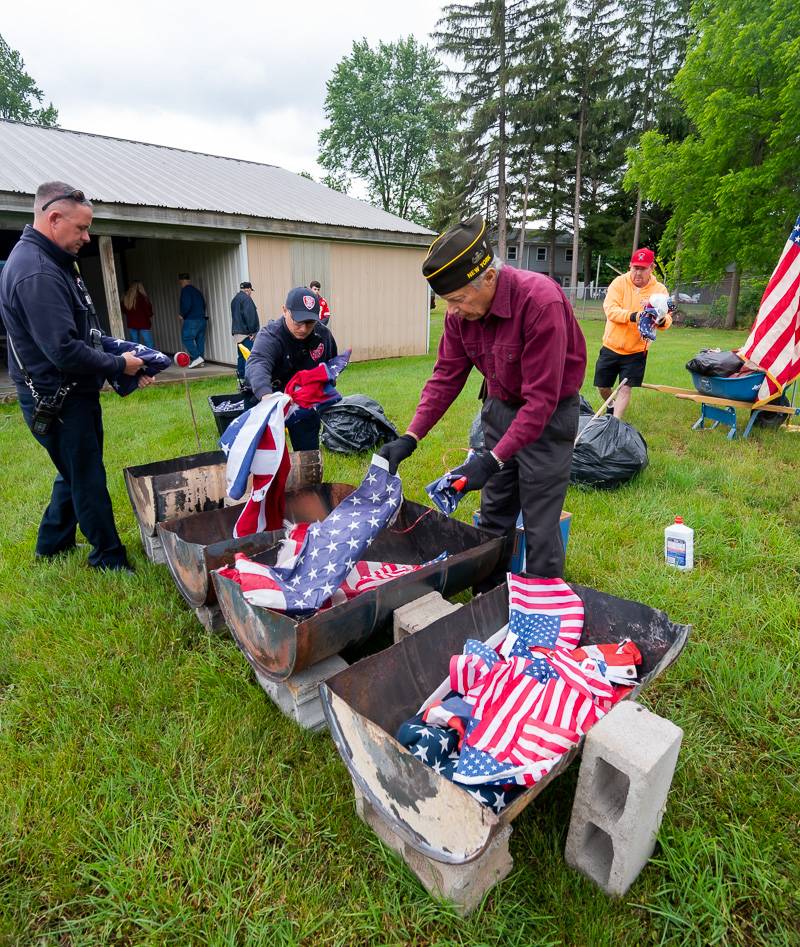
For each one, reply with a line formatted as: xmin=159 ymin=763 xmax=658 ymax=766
xmin=378 ymin=434 xmax=418 ymax=474
xmin=450 ymin=449 xmax=502 ymax=493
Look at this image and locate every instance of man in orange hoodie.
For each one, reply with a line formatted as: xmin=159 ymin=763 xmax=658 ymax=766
xmin=594 ymin=247 xmax=671 ymax=419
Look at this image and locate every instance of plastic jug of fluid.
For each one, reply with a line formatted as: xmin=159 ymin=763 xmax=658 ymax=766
xmin=665 ymin=516 xmax=694 ymax=570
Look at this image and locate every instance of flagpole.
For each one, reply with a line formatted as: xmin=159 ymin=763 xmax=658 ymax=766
xmin=176 ymin=351 xmax=202 ymax=450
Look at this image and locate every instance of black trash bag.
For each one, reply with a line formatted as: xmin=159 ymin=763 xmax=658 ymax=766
xmin=579 ymin=395 xmax=595 ymax=415
xmin=571 ymin=415 xmax=648 ymax=489
xmin=685 ymin=349 xmax=744 ymax=377
xmin=750 ymin=394 xmax=790 ymax=429
xmin=319 ymin=394 xmax=398 ymax=454
xmin=468 ymin=408 xmax=485 ymax=451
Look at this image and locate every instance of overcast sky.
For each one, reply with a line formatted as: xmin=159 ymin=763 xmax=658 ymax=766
xmin=3 ymin=0 xmax=445 ymax=184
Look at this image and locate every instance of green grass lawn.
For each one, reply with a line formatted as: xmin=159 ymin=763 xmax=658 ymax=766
xmin=1 ymin=309 xmax=798 ymax=945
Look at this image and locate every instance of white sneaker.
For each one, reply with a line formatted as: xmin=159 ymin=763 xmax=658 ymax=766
xmin=188 ymin=357 xmax=205 ymax=368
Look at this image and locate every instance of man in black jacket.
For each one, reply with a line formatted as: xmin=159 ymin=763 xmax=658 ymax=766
xmin=245 ymin=286 xmax=338 ymax=450
xmin=230 ymin=280 xmax=259 ymax=381
xmin=0 ymin=181 xmax=150 ymax=571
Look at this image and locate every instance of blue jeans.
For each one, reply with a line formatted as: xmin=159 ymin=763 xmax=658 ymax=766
xmin=181 ymin=319 xmax=206 ymax=360
xmin=17 ymin=387 xmax=128 ymax=569
xmin=129 ymin=328 xmax=154 ymax=348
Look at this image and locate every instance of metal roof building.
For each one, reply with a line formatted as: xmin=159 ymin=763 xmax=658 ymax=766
xmin=0 ymin=120 xmax=434 ymax=368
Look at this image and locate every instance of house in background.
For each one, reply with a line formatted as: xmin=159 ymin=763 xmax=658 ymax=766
xmin=0 ymin=120 xmax=434 ymax=374
xmin=499 ymin=229 xmax=582 ymax=287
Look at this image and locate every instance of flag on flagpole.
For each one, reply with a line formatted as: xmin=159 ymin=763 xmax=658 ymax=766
xmin=738 ymin=214 xmax=800 ymax=406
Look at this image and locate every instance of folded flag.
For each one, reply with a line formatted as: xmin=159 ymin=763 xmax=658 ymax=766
xmin=425 ymin=470 xmax=467 ymax=515
xmin=215 ymin=455 xmax=403 ymax=613
xmin=638 ymin=308 xmax=657 ymax=342
xmin=101 ymin=337 xmax=171 ymax=395
xmin=220 ymin=393 xmax=292 ymax=537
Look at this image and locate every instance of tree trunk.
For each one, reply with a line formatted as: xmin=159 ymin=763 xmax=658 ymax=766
xmin=517 ymin=176 xmax=529 ymax=268
xmin=632 ymin=188 xmax=642 ymax=252
xmin=496 ymin=1 xmax=507 ymax=259
xmin=725 ymin=264 xmax=740 ymax=329
xmin=569 ymin=102 xmax=586 ymax=304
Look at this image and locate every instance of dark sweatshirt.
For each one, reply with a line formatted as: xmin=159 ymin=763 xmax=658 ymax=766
xmin=0 ymin=225 xmax=125 ymax=395
xmin=245 ymin=318 xmax=337 ymax=398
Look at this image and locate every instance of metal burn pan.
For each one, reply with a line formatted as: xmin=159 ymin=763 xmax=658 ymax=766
xmin=211 ymin=498 xmax=505 ymax=683
xmin=320 ymin=581 xmax=690 ymax=865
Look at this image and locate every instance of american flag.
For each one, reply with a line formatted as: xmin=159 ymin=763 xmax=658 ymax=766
xmin=101 ymin=337 xmax=171 ymax=395
xmin=220 ymin=393 xmax=292 ymax=537
xmin=216 ymin=455 xmax=404 ymax=613
xmin=739 ymin=214 xmax=800 ymax=405
xmin=284 ymin=350 xmax=350 ymax=408
xmin=503 ymin=574 xmax=585 ymax=653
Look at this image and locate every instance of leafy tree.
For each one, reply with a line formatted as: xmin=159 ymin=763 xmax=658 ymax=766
xmin=318 ymin=37 xmax=446 ymax=224
xmin=0 ymin=34 xmax=57 ymax=125
xmin=627 ymin=0 xmax=800 ymax=324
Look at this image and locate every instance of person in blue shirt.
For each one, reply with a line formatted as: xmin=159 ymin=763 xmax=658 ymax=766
xmin=177 ymin=273 xmax=207 ymax=367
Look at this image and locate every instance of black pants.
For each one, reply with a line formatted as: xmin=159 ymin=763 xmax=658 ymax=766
xmin=286 ymin=410 xmax=321 ymax=451
xmin=476 ymin=394 xmax=579 ymax=591
xmin=17 ymin=388 xmax=128 ymax=569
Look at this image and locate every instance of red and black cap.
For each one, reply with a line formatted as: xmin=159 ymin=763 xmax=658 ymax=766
xmin=423 ymin=214 xmax=494 ymax=295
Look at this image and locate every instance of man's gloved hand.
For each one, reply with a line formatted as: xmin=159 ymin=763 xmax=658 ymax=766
xmin=378 ymin=434 xmax=418 ymax=474
xmin=449 ymin=449 xmax=502 ymax=493
xmin=654 ymin=313 xmax=668 ymax=327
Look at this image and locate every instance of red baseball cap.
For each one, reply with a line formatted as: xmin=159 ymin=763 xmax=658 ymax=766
xmin=630 ymin=247 xmax=655 ymax=267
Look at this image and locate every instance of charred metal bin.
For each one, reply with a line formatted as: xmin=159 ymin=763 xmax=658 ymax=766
xmin=124 ymin=450 xmax=228 ymax=561
xmin=157 ymin=458 xmax=329 ymax=611
xmin=320 ymin=580 xmax=689 ymax=866
xmin=211 ymin=498 xmax=505 ymax=683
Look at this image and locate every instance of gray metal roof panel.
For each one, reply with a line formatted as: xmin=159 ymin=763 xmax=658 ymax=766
xmin=0 ymin=120 xmax=433 ymax=237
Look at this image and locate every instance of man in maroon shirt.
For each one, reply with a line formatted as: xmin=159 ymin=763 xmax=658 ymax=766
xmin=379 ymin=214 xmax=587 ymax=583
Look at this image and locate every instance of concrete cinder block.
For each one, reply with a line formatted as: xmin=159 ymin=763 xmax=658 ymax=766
xmin=565 ymin=700 xmax=683 ymax=897
xmin=352 ymin=782 xmax=513 ymax=915
xmin=139 ymin=526 xmax=166 ymax=564
xmin=254 ymin=654 xmax=349 ymax=732
xmin=194 ymin=603 xmax=227 ymax=633
xmin=393 ymin=591 xmax=462 ymax=643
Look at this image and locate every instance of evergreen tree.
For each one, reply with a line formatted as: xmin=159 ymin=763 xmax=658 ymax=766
xmin=565 ymin=0 xmax=626 ymax=301
xmin=435 ymin=0 xmax=553 ymax=256
xmin=0 ymin=34 xmax=57 ymax=125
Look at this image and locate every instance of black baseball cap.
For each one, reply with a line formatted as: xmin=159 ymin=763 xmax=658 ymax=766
xmin=240 ymin=281 xmax=253 ymax=289
xmin=285 ymin=286 xmax=320 ymax=322
xmin=423 ymin=214 xmax=494 ymax=295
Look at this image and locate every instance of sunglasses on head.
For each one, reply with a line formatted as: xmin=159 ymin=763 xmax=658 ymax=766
xmin=41 ymin=189 xmax=87 ymax=211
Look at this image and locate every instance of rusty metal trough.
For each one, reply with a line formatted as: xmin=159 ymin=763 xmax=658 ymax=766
xmin=211 ymin=496 xmax=504 ymax=683
xmin=320 ymin=580 xmax=689 ymax=866
xmin=157 ymin=452 xmax=325 ymax=608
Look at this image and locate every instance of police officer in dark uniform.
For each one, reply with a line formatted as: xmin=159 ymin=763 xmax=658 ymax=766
xmin=379 ymin=215 xmax=587 ymax=586
xmin=245 ymin=286 xmax=338 ymax=450
xmin=0 ymin=181 xmax=151 ymax=571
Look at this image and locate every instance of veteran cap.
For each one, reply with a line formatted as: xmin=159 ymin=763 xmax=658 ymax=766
xmin=423 ymin=214 xmax=494 ymax=295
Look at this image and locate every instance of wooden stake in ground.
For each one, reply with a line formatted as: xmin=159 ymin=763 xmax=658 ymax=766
xmin=574 ymin=377 xmax=629 ymax=446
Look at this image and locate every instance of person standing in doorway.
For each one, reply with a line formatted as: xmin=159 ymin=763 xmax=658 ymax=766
xmin=177 ymin=273 xmax=207 ymax=368
xmin=594 ymin=248 xmax=671 ymax=419
xmin=230 ymin=280 xmax=259 ymax=381
xmin=122 ymin=280 xmax=154 ymax=348
xmin=309 ymin=280 xmax=331 ymax=327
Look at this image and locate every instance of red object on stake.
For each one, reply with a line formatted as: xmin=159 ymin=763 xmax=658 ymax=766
xmin=175 ymin=350 xmax=201 ymax=449
xmin=452 ymin=476 xmax=467 ymax=492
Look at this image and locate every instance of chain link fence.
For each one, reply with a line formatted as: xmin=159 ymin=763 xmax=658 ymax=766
xmin=571 ymin=274 xmax=771 ymax=329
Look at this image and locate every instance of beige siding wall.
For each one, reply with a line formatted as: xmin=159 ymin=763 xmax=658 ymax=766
xmin=246 ymin=236 xmax=429 ymax=361
xmin=329 ymin=242 xmax=428 ymax=361
xmin=245 ymin=235 xmax=293 ymax=325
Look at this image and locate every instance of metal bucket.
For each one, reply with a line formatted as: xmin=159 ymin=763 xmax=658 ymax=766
xmin=211 ymin=500 xmax=504 ymax=683
xmin=157 ymin=474 xmax=339 ymax=611
xmin=125 ymin=449 xmax=323 ymax=541
xmin=320 ymin=580 xmax=690 ymax=865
